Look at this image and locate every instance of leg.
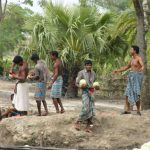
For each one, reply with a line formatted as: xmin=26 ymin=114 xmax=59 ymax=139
xmin=126 ymin=96 xmax=131 ymax=112
xmin=57 ymin=98 xmax=65 ymax=113
xmin=36 ymin=101 xmax=41 ymax=116
xmin=42 ymin=100 xmax=48 ymax=116
xmin=75 ymin=120 xmax=81 ymax=131
xmin=136 ymin=96 xmax=141 ymax=115
xmin=52 ymin=98 xmax=59 ymax=113
xmin=85 ymin=118 xmax=93 ymax=133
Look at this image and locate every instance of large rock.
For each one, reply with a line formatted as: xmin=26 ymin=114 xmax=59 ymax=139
xmin=0 ymin=110 xmax=150 ymax=149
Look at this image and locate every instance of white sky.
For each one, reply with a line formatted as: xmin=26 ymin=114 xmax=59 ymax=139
xmin=8 ymin=0 xmax=79 ymax=14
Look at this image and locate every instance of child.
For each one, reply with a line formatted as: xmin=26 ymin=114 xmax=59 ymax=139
xmin=0 ymin=94 xmax=20 ymax=120
xmin=75 ymin=60 xmax=96 ymax=132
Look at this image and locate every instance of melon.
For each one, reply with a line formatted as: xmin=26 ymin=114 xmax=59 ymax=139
xmin=93 ymin=81 xmax=100 ymax=90
xmin=79 ymin=79 xmax=87 ymax=88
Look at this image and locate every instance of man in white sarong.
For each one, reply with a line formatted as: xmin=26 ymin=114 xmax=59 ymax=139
xmin=10 ymin=56 xmax=29 ymax=116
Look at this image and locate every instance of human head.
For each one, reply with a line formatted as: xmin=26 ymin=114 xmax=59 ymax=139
xmin=13 ymin=55 xmax=23 ymax=65
xmin=31 ymin=53 xmax=39 ymax=64
xmin=130 ymin=45 xmax=139 ymax=55
xmin=50 ymin=51 xmax=59 ymax=61
xmin=84 ymin=60 xmax=92 ymax=71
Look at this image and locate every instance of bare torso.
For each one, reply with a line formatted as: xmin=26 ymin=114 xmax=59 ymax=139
xmin=54 ymin=59 xmax=63 ymax=76
xmin=130 ymin=56 xmax=143 ymax=72
xmin=18 ymin=62 xmax=29 ymax=81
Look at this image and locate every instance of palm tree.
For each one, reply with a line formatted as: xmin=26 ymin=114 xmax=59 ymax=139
xmin=24 ymin=2 xmax=128 ymax=97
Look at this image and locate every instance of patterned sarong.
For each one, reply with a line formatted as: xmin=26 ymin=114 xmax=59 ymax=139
xmin=78 ymin=88 xmax=95 ymax=121
xmin=125 ymin=71 xmax=144 ymax=106
xmin=35 ymin=82 xmax=46 ymax=101
xmin=50 ymin=76 xmax=63 ymax=98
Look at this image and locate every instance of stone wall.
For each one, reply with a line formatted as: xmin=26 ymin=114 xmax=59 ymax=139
xmin=97 ymin=76 xmax=127 ymax=99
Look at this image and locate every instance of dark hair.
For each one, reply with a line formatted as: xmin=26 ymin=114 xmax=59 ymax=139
xmin=84 ymin=60 xmax=92 ymax=65
xmin=50 ymin=51 xmax=59 ymax=58
xmin=132 ymin=45 xmax=139 ymax=54
xmin=13 ymin=56 xmax=23 ymax=64
xmin=31 ymin=53 xmax=39 ymax=61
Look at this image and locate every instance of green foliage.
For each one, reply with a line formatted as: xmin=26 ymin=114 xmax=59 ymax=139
xmin=24 ymin=2 xmax=128 ymax=76
xmin=0 ymin=4 xmax=33 ymax=56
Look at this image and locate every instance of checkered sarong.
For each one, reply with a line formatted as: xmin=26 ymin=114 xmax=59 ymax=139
xmin=50 ymin=76 xmax=63 ymax=98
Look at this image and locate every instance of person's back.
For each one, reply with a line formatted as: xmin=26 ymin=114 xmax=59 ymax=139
xmin=35 ymin=60 xmax=49 ymax=82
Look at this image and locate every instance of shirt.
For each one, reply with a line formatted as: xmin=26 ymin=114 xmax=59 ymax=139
xmin=35 ymin=60 xmax=49 ymax=82
xmin=76 ymin=69 xmax=96 ymax=88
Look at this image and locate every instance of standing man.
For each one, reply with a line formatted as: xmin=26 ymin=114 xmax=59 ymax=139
xmin=48 ymin=51 xmax=65 ymax=113
xmin=29 ymin=54 xmax=49 ymax=116
xmin=113 ymin=45 xmax=144 ymax=115
xmin=75 ymin=60 xmax=96 ymax=132
xmin=10 ymin=55 xmax=29 ymax=116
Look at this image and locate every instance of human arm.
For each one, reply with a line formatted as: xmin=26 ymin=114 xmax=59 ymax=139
xmin=112 ymin=62 xmax=131 ymax=74
xmin=48 ymin=63 xmax=59 ymax=89
xmin=11 ymin=65 xmax=27 ymax=81
xmin=75 ymin=71 xmax=83 ymax=87
xmin=139 ymin=57 xmax=144 ymax=72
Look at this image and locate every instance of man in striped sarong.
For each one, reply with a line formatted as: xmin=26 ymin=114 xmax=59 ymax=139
xmin=30 ymin=54 xmax=49 ymax=116
xmin=48 ymin=51 xmax=65 ymax=113
xmin=75 ymin=60 xmax=96 ymax=132
xmin=113 ymin=45 xmax=144 ymax=116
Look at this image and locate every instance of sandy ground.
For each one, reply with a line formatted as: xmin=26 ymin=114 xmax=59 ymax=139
xmin=0 ymin=80 xmax=150 ymax=150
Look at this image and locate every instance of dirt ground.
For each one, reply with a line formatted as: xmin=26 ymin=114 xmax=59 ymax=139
xmin=0 ymin=80 xmax=150 ymax=150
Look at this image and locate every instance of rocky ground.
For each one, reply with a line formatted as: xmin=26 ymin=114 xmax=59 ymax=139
xmin=0 ymin=80 xmax=150 ymax=150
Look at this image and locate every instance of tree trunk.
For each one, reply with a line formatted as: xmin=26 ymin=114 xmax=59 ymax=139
xmin=132 ymin=0 xmax=150 ymax=110
xmin=0 ymin=0 xmax=7 ymax=22
xmin=64 ymin=65 xmax=80 ymax=98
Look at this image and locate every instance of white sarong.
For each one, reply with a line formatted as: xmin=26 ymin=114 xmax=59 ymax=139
xmin=12 ymin=83 xmax=29 ymax=111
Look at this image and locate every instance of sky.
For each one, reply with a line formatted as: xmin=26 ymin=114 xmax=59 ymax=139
xmin=8 ymin=0 xmax=79 ymax=14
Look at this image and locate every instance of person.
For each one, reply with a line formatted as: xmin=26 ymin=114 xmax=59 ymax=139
xmin=29 ymin=53 xmax=49 ymax=116
xmin=75 ymin=60 xmax=96 ymax=132
xmin=9 ymin=55 xmax=29 ymax=116
xmin=113 ymin=45 xmax=144 ymax=116
xmin=0 ymin=94 xmax=20 ymax=121
xmin=48 ymin=51 xmax=65 ymax=113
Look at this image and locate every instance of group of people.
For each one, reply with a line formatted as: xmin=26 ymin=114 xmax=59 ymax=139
xmin=0 ymin=45 xmax=144 ymax=133
xmin=0 ymin=51 xmax=65 ymax=119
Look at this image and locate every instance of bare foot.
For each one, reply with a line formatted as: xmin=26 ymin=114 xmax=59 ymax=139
xmin=60 ymin=109 xmax=65 ymax=114
xmin=42 ymin=112 xmax=48 ymax=116
xmin=75 ymin=123 xmax=80 ymax=131
xmin=85 ymin=127 xmax=93 ymax=133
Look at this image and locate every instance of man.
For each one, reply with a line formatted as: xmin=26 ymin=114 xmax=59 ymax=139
xmin=48 ymin=51 xmax=65 ymax=113
xmin=75 ymin=60 xmax=96 ymax=132
xmin=29 ymin=53 xmax=49 ymax=116
xmin=113 ymin=45 xmax=144 ymax=115
xmin=10 ymin=55 xmax=29 ymax=116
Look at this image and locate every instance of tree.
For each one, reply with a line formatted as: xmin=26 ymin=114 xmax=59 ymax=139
xmin=0 ymin=0 xmax=7 ymax=22
xmin=25 ymin=2 xmax=128 ymax=97
xmin=132 ymin=0 xmax=150 ymax=109
xmin=0 ymin=4 xmax=33 ymax=56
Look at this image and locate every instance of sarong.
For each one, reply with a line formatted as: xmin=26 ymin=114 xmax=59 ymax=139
xmin=50 ymin=76 xmax=63 ymax=98
xmin=35 ymin=82 xmax=46 ymax=101
xmin=78 ymin=88 xmax=95 ymax=121
xmin=125 ymin=71 xmax=144 ymax=106
xmin=12 ymin=83 xmax=29 ymax=111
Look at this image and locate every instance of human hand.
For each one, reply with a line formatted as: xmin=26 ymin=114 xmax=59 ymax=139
xmin=47 ymin=81 xmax=53 ymax=89
xmin=112 ymin=70 xmax=120 ymax=75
